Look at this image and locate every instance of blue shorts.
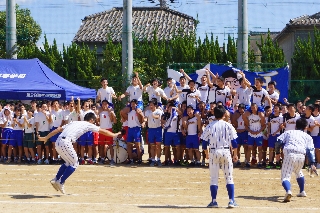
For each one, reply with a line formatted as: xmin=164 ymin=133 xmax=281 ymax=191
xmin=183 ymin=108 xmax=200 ymax=117
xmin=79 ymin=131 xmax=93 ymax=146
xmin=127 ymin=127 xmax=141 ymax=143
xmin=247 ymin=135 xmax=263 ymax=146
xmin=201 ymin=139 xmax=208 ymax=150
xmin=312 ymin=136 xmax=320 ymax=149
xmin=127 ymin=101 xmax=144 ymax=110
xmin=186 ymin=134 xmax=199 ymax=149
xmin=164 ymin=132 xmax=180 ymax=146
xmin=268 ymin=135 xmax=279 ymax=148
xmin=178 ymin=132 xmax=186 ymax=146
xmin=50 ymin=127 xmax=61 ymax=142
xmin=247 ymin=106 xmax=264 ymax=113
xmin=11 ymin=130 xmax=23 ymax=146
xmin=2 ymin=128 xmax=13 ymax=145
xmin=236 ymin=131 xmax=248 ymax=145
xmin=148 ymin=127 xmax=162 ymax=143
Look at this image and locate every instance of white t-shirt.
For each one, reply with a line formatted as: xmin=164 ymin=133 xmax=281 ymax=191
xmin=311 ymin=114 xmax=320 ymax=136
xmin=177 ymin=85 xmax=189 ymax=103
xmin=187 ymin=116 xmax=198 ymax=135
xmin=0 ymin=115 xmax=13 ymax=129
xmin=97 ymin=87 xmax=115 ymax=104
xmin=127 ymin=110 xmax=141 ymax=128
xmin=145 ymin=86 xmax=166 ymax=103
xmin=13 ymin=117 xmax=24 ymax=130
xmin=235 ymin=86 xmax=252 ymax=106
xmin=184 ymin=88 xmax=201 ymax=109
xmin=63 ymin=110 xmax=79 ymax=123
xmin=35 ymin=111 xmax=51 ymax=132
xmin=268 ymin=114 xmax=283 ymax=135
xmin=79 ymin=109 xmax=94 ymax=121
xmin=304 ymin=115 xmax=315 ymax=134
xmin=283 ymin=113 xmax=300 ymax=132
xmin=144 ymin=109 xmax=163 ymax=128
xmin=59 ymin=121 xmax=100 ymax=143
xmin=163 ymin=86 xmax=177 ymax=101
xmin=126 ymin=85 xmax=143 ymax=101
xmin=99 ymin=110 xmax=114 ymax=129
xmin=51 ymin=109 xmax=64 ymax=127
xmin=201 ymin=119 xmax=237 ymax=148
xmin=197 ymin=83 xmax=209 ymax=103
xmin=24 ymin=117 xmax=35 ymax=134
xmin=237 ymin=114 xmax=245 ymax=130
xmin=265 ymin=91 xmax=279 ymax=107
xmin=248 ymin=114 xmax=263 ymax=138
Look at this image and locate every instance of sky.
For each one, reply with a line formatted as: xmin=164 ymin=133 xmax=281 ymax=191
xmin=0 ymin=0 xmax=319 ymax=50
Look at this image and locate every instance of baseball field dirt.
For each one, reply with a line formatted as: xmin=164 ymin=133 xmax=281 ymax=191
xmin=0 ymin=162 xmax=319 ymax=213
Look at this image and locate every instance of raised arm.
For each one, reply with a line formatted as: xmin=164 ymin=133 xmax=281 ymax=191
xmin=180 ymin=69 xmax=192 ymax=81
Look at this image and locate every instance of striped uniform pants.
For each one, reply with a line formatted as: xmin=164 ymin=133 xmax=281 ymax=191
xmin=56 ymin=138 xmax=79 ymax=169
xmin=209 ymin=149 xmax=234 ymax=186
xmin=281 ymin=149 xmax=305 ymax=182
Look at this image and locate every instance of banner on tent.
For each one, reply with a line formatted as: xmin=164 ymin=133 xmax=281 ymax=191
xmin=167 ymin=63 xmax=289 ymax=103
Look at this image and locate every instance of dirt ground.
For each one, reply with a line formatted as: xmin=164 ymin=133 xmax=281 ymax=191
xmin=0 ymin=157 xmax=319 ymax=213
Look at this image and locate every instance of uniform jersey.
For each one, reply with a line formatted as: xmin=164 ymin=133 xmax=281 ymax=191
xmin=99 ymin=110 xmax=114 ymax=129
xmin=265 ymin=91 xmax=279 ymax=107
xmin=201 ymin=119 xmax=237 ymax=148
xmin=51 ymin=109 xmax=64 ymax=127
xmin=24 ymin=117 xmax=35 ymax=133
xmin=302 ymin=115 xmax=315 ymax=134
xmin=144 ymin=109 xmax=163 ymax=128
xmin=251 ymin=86 xmax=268 ymax=107
xmin=311 ymin=114 xmax=320 ymax=136
xmin=126 ymin=85 xmax=143 ymax=101
xmin=248 ymin=113 xmax=263 ymax=137
xmin=187 ymin=116 xmax=198 ymax=135
xmin=59 ymin=121 xmax=100 ymax=143
xmin=97 ymin=87 xmax=115 ymax=104
xmin=196 ymin=83 xmax=209 ymax=103
xmin=63 ymin=110 xmax=79 ymax=123
xmin=35 ymin=111 xmax=51 ymax=132
xmin=277 ymin=130 xmax=314 ymax=155
xmin=283 ymin=113 xmax=300 ymax=131
xmin=0 ymin=116 xmax=13 ymax=129
xmin=235 ymin=86 xmax=252 ymax=106
xmin=208 ymin=84 xmax=230 ymax=105
xmin=177 ymin=85 xmax=189 ymax=103
xmin=127 ymin=110 xmax=141 ymax=128
xmin=268 ymin=113 xmax=283 ymax=135
xmin=183 ymin=88 xmax=201 ymax=109
xmin=163 ymin=86 xmax=177 ymax=101
xmin=165 ymin=114 xmax=179 ymax=133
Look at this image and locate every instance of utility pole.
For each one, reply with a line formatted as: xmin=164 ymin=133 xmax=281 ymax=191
xmin=237 ymin=0 xmax=248 ymax=70
xmin=122 ymin=0 xmax=133 ymax=88
xmin=6 ymin=0 xmax=17 ymax=59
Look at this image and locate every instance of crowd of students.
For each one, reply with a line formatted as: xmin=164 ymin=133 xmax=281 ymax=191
xmin=0 ymin=69 xmax=319 ymax=169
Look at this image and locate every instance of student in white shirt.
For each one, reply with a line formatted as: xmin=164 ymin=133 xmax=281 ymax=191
xmin=173 ymin=75 xmax=190 ymax=105
xmin=50 ymin=100 xmax=64 ymax=163
xmin=96 ymin=78 xmax=117 ymax=108
xmin=10 ymin=107 xmax=24 ymax=163
xmin=126 ymin=99 xmax=144 ymax=165
xmin=35 ymin=102 xmax=52 ymax=164
xmin=163 ymin=78 xmax=179 ymax=107
xmin=119 ymin=73 xmax=144 ymax=121
xmin=0 ymin=107 xmax=13 ymax=162
xmin=143 ymin=78 xmax=167 ymax=108
xmin=23 ymin=109 xmax=36 ymax=163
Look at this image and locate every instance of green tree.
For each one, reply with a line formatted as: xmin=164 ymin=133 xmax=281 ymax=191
xmin=257 ymin=29 xmax=285 ymax=69
xmin=0 ymin=5 xmax=42 ymax=57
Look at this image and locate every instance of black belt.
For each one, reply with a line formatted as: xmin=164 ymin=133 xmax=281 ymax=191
xmin=211 ymin=147 xmax=229 ymax=150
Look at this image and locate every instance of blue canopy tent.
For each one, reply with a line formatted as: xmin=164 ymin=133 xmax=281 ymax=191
xmin=0 ymin=58 xmax=96 ymax=100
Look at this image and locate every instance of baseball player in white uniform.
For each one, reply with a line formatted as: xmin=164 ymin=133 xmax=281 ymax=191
xmin=38 ymin=112 xmax=120 ymax=194
xmin=275 ymin=118 xmax=318 ymax=202
xmin=201 ymin=105 xmax=239 ymax=208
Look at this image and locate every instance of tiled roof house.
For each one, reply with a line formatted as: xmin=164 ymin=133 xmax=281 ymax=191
xmin=73 ymin=6 xmax=196 ymax=55
xmin=274 ymin=12 xmax=320 ymax=70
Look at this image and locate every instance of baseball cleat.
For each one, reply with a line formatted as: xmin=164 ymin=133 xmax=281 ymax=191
xmin=296 ymin=191 xmax=307 ymax=197
xmin=150 ymin=161 xmax=155 ymax=167
xmin=207 ymin=201 xmax=218 ymax=208
xmin=227 ymin=201 xmax=238 ymax=208
xmin=56 ymin=181 xmax=65 ymax=194
xmin=50 ymin=179 xmax=59 ymax=191
xmin=284 ymin=193 xmax=292 ymax=202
